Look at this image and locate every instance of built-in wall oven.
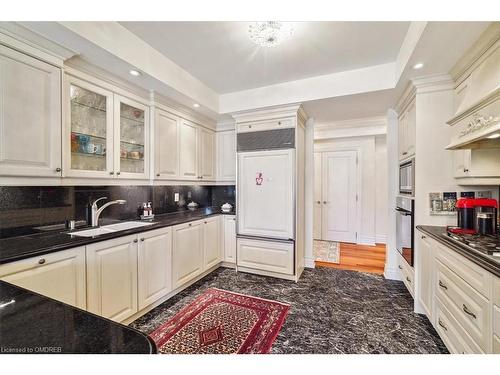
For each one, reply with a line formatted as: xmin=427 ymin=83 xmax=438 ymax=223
xmin=396 ymin=196 xmax=414 ymax=267
xmin=399 ymin=158 xmax=415 ymax=196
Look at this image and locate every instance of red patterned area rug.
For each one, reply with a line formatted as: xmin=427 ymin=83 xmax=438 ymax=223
xmin=149 ymin=288 xmax=290 ymax=354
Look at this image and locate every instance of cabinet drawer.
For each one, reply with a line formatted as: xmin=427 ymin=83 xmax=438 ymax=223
xmin=398 ymin=254 xmax=414 ymax=297
xmin=436 ymin=260 xmax=490 ymax=351
xmin=237 ymin=238 xmax=294 ymax=275
xmin=237 ymin=118 xmax=294 ymax=133
xmin=494 ymin=305 xmax=500 ymax=337
xmin=435 ymin=242 xmax=491 ymax=297
xmin=435 ymin=298 xmax=483 ymax=354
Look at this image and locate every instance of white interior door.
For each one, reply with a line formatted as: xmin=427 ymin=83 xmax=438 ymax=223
xmin=237 ymin=149 xmax=294 ymax=240
xmin=313 ymin=152 xmax=322 ymax=239
xmin=321 ymin=151 xmax=358 ymax=243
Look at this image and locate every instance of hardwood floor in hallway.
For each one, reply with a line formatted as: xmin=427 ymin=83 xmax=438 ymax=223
xmin=315 ymin=242 xmax=386 ymax=274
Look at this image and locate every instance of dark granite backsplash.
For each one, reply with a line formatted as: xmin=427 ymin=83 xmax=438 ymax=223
xmin=0 ymin=185 xmax=235 ymax=239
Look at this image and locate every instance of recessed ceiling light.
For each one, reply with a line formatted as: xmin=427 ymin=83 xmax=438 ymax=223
xmin=487 ymin=133 xmax=500 ymax=139
xmin=248 ymin=22 xmax=294 ymax=47
xmin=129 ymin=69 xmax=141 ymax=77
xmin=193 ymin=103 xmax=200 ymax=108
xmin=413 ymin=63 xmax=424 ymax=70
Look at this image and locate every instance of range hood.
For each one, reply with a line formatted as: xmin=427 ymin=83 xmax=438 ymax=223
xmin=446 ymin=45 xmax=500 ymax=150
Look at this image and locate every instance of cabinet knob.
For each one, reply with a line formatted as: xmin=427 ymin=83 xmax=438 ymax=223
xmin=189 ymin=223 xmax=192 ymax=226
xmin=116 ymin=171 xmax=121 ymax=176
xmin=323 ymin=201 xmax=328 ymax=204
xmin=278 ymin=121 xmax=282 ymax=125
xmin=156 ymin=174 xmax=160 ymax=177
xmin=140 ymin=238 xmax=145 ymax=242
xmin=316 ymin=201 xmax=321 ymax=204
xmin=463 ymin=168 xmax=469 ymax=173
xmin=204 ymin=221 xmax=207 ymax=224
xmin=421 ymin=235 xmax=426 ymax=239
xmin=402 ymin=151 xmax=408 ymax=156
xmin=38 ymin=258 xmax=46 ymax=265
xmin=55 ymin=167 xmax=62 ymax=172
xmin=248 ymin=125 xmax=252 ymax=129
xmin=110 ymin=171 xmax=114 ymax=175
xmin=133 ymin=239 xmax=138 ymax=243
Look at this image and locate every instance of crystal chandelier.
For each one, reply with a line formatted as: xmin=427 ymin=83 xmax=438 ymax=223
xmin=248 ymin=22 xmax=294 ymax=47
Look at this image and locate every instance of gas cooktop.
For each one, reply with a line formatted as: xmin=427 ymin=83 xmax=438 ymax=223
xmin=443 ymin=230 xmax=500 ymax=256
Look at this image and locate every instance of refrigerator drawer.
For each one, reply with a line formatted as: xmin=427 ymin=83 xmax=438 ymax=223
xmin=237 ymin=238 xmax=294 ymax=276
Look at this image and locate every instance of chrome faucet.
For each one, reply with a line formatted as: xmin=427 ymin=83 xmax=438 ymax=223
xmin=91 ymin=197 xmax=127 ymax=227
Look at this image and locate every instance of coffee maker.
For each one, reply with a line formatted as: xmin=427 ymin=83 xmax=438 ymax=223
xmin=456 ymin=198 xmax=498 ymax=235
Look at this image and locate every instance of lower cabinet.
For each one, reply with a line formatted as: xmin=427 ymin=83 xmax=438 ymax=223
xmin=202 ymin=216 xmax=221 ymax=270
xmin=237 ymin=237 xmax=294 ymax=276
xmin=223 ymin=215 xmax=236 ymax=263
xmin=86 ymin=235 xmax=138 ymax=322
xmin=172 ymin=220 xmax=204 ymax=289
xmin=137 ymin=227 xmax=172 ymax=310
xmin=398 ymin=254 xmax=414 ymax=297
xmin=0 ymin=247 xmax=86 ymax=309
xmin=416 ymin=233 xmax=434 ymax=319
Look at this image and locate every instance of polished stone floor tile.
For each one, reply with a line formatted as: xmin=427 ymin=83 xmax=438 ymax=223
xmin=130 ymin=267 xmax=447 ymax=354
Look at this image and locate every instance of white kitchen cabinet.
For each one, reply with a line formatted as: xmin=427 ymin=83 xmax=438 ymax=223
xmin=179 ymin=119 xmax=199 ymax=180
xmin=237 ymin=237 xmax=294 ymax=276
xmin=398 ymin=99 xmax=416 ymax=161
xmin=416 ymin=232 xmax=435 ymax=320
xmin=0 ymin=247 xmax=86 ymax=309
xmin=0 ymin=45 xmax=62 ymax=178
xmin=137 ymin=227 xmax=172 ymax=310
xmin=202 ymin=216 xmax=221 ymax=270
xmin=453 ymin=148 xmax=500 ymax=180
xmin=86 ymin=235 xmax=138 ymax=322
xmin=114 ymin=94 xmax=150 ymax=180
xmin=172 ymin=220 xmax=203 ymax=288
xmin=154 ymin=109 xmax=179 ymax=179
xmin=217 ymin=130 xmax=236 ymax=181
xmin=399 ymin=253 xmax=415 ymax=298
xmin=198 ymin=126 xmax=216 ymax=180
xmin=223 ymin=215 xmax=236 ymax=263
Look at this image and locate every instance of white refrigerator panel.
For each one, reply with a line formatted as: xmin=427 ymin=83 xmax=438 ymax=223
xmin=237 ymin=149 xmax=295 ymax=239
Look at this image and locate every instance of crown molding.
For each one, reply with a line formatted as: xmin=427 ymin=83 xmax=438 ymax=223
xmin=314 ymin=116 xmax=387 ymax=131
xmin=396 ymin=74 xmax=454 ymax=113
xmin=231 ymin=103 xmax=307 ymax=124
xmin=314 ymin=116 xmax=387 ymax=140
xmin=0 ymin=22 xmax=77 ymax=67
xmin=450 ymin=22 xmax=500 ymax=87
xmin=216 ymin=120 xmax=236 ymax=132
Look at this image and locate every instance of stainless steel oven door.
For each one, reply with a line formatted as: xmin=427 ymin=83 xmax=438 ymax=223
xmin=399 ymin=159 xmax=414 ymax=196
xmin=396 ymin=206 xmax=414 ymax=266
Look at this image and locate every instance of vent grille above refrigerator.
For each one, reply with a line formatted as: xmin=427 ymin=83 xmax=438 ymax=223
xmin=237 ymin=128 xmax=295 ymax=152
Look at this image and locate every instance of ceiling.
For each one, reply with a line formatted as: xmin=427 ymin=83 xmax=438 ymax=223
xmin=120 ymin=21 xmax=410 ymax=94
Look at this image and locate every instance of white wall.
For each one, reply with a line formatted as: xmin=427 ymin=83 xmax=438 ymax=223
xmin=314 ymin=133 xmax=388 ymax=246
xmin=375 ymin=135 xmax=388 ymax=243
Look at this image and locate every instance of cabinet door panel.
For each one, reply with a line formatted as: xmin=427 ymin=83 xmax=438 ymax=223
xmin=0 ymin=247 xmax=86 ymax=309
xmin=405 ymin=101 xmax=416 ymax=158
xmin=203 ymin=216 xmax=221 ymax=270
xmin=86 ymin=236 xmax=138 ymax=322
xmin=179 ymin=120 xmax=198 ymax=179
xmin=114 ymin=95 xmax=149 ymax=179
xmin=199 ymin=127 xmax=215 ymax=180
xmin=138 ymin=228 xmax=172 ymax=310
xmin=417 ymin=232 xmax=434 ymax=319
xmin=217 ymin=131 xmax=236 ymax=181
xmin=155 ymin=109 xmax=179 ymax=179
xmin=223 ymin=215 xmax=236 ymax=263
xmin=0 ymin=46 xmax=61 ymax=177
xmin=172 ymin=221 xmax=203 ymax=288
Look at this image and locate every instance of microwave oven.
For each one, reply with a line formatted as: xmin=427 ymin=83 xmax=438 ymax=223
xmin=399 ymin=159 xmax=414 ymax=196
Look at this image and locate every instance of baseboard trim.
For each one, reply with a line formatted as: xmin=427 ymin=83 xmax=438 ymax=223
xmin=357 ymin=234 xmax=376 ymax=246
xmin=375 ymin=234 xmax=387 ymax=244
xmin=304 ymin=257 xmax=316 ymax=269
xmin=384 ymin=266 xmax=402 ymax=281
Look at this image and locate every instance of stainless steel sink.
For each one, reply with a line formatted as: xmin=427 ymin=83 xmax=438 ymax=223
xmin=69 ymin=221 xmax=154 ymax=237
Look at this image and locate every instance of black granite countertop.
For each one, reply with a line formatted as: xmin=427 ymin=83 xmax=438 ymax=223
xmin=416 ymin=225 xmax=500 ymax=277
xmin=0 ymin=207 xmax=235 ymax=265
xmin=0 ymin=280 xmax=156 ymax=354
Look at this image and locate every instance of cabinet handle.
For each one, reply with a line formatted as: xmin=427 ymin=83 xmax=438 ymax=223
xmin=156 ymin=173 xmax=160 ymax=177
xmin=38 ymin=258 xmax=46 ymax=265
xmin=462 ymin=304 xmax=476 ymax=319
xmin=189 ymin=223 xmax=192 ymax=226
xmin=110 ymin=171 xmax=114 ymax=175
xmin=55 ymin=167 xmax=62 ymax=172
xmin=248 ymin=125 xmax=252 ymax=129
xmin=204 ymin=221 xmax=207 ymax=224
xmin=140 ymin=238 xmax=145 ymax=242
xmin=438 ymin=280 xmax=448 ymax=290
xmin=421 ymin=235 xmax=426 ymax=239
xmin=316 ymin=201 xmax=321 ymax=204
xmin=278 ymin=121 xmax=282 ymax=125
xmin=116 ymin=171 xmax=121 ymax=176
xmin=406 ymin=276 xmax=411 ymax=283
xmin=398 ymin=265 xmax=403 ymax=270
xmin=403 ymin=151 xmax=408 ymax=155
xmin=133 ymin=239 xmax=138 ymax=243
xmin=438 ymin=319 xmax=447 ymax=331
xmin=463 ymin=168 xmax=469 ymax=173
xmin=323 ymin=201 xmax=328 ymax=204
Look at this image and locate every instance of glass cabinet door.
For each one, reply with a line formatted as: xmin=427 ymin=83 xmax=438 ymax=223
xmin=114 ymin=95 xmax=149 ymax=178
xmin=66 ymin=78 xmax=113 ymax=177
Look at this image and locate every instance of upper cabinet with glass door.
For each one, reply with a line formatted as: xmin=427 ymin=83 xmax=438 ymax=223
xmin=64 ymin=75 xmax=150 ymax=179
xmin=114 ymin=95 xmax=149 ymax=180
xmin=64 ymin=76 xmax=114 ymax=178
